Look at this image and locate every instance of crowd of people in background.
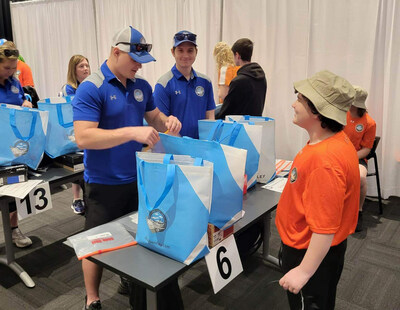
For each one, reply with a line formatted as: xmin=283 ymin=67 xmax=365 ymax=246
xmin=1 ymin=26 xmax=377 ymax=310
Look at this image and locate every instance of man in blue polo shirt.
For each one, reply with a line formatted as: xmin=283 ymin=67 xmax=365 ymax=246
xmin=72 ymin=26 xmax=181 ymax=310
xmin=153 ymin=30 xmax=215 ymax=139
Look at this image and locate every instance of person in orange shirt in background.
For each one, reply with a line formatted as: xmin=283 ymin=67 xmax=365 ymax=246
xmin=275 ymin=70 xmax=360 ymax=310
xmin=16 ymin=57 xmax=35 ymax=87
xmin=213 ymin=42 xmax=240 ymax=103
xmin=343 ymin=86 xmax=376 ymax=232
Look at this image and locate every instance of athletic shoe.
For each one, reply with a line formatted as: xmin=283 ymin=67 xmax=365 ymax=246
xmin=12 ymin=228 xmax=32 ymax=248
xmin=71 ymin=199 xmax=85 ymax=215
xmin=83 ymin=296 xmax=102 ymax=310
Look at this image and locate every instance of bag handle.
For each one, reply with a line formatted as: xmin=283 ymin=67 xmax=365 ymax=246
xmin=44 ymin=98 xmax=73 ymax=128
xmin=138 ymin=154 xmax=176 ymax=212
xmin=9 ymin=109 xmax=37 ymax=141
xmin=206 ymin=120 xmax=241 ymax=146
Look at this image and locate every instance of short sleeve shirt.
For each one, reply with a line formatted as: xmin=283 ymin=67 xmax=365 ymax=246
xmin=343 ymin=111 xmax=376 ymax=151
xmin=0 ymin=76 xmax=26 ymax=106
xmin=275 ymin=131 xmax=360 ymax=249
xmin=153 ymin=64 xmax=215 ymax=139
xmin=72 ymin=61 xmax=156 ymax=185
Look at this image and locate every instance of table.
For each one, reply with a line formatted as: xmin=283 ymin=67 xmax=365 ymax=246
xmin=66 ymin=184 xmax=281 ymax=310
xmin=0 ymin=165 xmax=83 ymax=288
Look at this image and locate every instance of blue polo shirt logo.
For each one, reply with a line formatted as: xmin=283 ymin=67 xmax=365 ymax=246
xmin=110 ymin=95 xmax=117 ymax=100
xmin=134 ymin=89 xmax=144 ymax=102
xmin=11 ymin=85 xmax=19 ymax=94
xmin=175 ymin=90 xmax=181 ymax=95
xmin=195 ymin=86 xmax=204 ymax=97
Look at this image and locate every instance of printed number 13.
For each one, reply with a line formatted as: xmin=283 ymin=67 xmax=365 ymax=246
xmin=20 ymin=187 xmax=48 ymax=214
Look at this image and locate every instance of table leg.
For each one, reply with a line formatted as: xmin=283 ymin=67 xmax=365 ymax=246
xmin=262 ymin=212 xmax=279 ymax=267
xmin=0 ymin=200 xmax=35 ymax=288
xmin=146 ymin=289 xmax=157 ymax=310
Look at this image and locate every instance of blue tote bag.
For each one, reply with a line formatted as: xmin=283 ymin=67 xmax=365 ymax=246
xmin=37 ymin=96 xmax=79 ymax=158
xmin=0 ymin=104 xmax=48 ymax=170
xmin=156 ymin=133 xmax=247 ymax=229
xmin=198 ymin=119 xmax=260 ymax=188
xmin=136 ymin=152 xmax=213 ymax=265
xmin=226 ymin=115 xmax=276 ymax=183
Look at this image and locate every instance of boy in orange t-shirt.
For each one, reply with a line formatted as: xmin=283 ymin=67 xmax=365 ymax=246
xmin=343 ymin=86 xmax=376 ymax=231
xmin=275 ymin=71 xmax=360 ymax=310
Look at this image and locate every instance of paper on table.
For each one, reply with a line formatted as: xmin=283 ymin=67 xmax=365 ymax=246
xmin=0 ymin=179 xmax=43 ymax=199
xmin=262 ymin=177 xmax=287 ymax=193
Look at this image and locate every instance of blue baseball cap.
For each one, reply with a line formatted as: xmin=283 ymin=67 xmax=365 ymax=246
xmin=0 ymin=38 xmax=7 ymax=46
xmin=173 ymin=30 xmax=197 ymax=47
xmin=112 ymin=26 xmax=155 ymax=63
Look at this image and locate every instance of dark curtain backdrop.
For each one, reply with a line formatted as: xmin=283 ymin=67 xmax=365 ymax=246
xmin=0 ymin=0 xmax=13 ymax=40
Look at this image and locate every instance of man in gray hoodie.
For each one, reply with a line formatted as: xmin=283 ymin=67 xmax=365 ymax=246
xmin=216 ymin=38 xmax=267 ymax=119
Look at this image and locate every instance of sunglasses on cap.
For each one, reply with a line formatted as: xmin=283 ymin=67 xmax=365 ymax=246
xmin=0 ymin=48 xmax=20 ymax=57
xmin=116 ymin=42 xmax=152 ymax=53
xmin=174 ymin=33 xmax=197 ymax=42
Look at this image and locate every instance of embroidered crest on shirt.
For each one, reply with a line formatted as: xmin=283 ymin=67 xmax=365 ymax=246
xmin=11 ymin=85 xmax=19 ymax=94
xmin=355 ymin=124 xmax=364 ymax=132
xmin=195 ymin=86 xmax=205 ymax=97
xmin=290 ymin=167 xmax=298 ymax=183
xmin=134 ymin=89 xmax=144 ymax=102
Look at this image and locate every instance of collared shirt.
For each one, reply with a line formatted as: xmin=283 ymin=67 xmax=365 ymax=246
xmin=0 ymin=76 xmax=26 ymax=106
xmin=153 ymin=64 xmax=215 ymax=139
xmin=72 ymin=61 xmax=156 ymax=185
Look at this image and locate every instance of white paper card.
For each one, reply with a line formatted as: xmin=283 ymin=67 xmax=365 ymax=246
xmin=205 ymin=234 xmax=243 ymax=294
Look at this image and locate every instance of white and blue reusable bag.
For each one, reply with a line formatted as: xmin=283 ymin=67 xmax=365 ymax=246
xmin=37 ymin=96 xmax=79 ymax=158
xmin=136 ymin=152 xmax=213 ymax=265
xmin=0 ymin=104 xmax=48 ymax=170
xmin=226 ymin=115 xmax=276 ymax=183
xmin=198 ymin=119 xmax=260 ymax=188
xmin=157 ymin=133 xmax=247 ymax=229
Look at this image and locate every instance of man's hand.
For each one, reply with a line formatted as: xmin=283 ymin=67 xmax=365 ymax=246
xmin=279 ymin=266 xmax=311 ymax=294
xmin=132 ymin=126 xmax=160 ymax=148
xmin=22 ymin=100 xmax=33 ymax=108
xmin=165 ymin=116 xmax=181 ymax=135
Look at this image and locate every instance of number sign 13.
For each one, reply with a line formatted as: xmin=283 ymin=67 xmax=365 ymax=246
xmin=205 ymin=234 xmax=243 ymax=294
xmin=16 ymin=182 xmax=53 ymax=220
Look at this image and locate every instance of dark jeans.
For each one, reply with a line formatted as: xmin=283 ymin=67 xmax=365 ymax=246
xmin=280 ymin=239 xmax=347 ymax=310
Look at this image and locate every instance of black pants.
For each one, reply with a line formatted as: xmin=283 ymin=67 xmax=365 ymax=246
xmin=280 ymin=240 xmax=347 ymax=310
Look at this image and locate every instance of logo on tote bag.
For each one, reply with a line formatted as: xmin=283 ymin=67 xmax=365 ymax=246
xmin=10 ymin=140 xmax=29 ymax=157
xmin=147 ymin=209 xmax=167 ymax=232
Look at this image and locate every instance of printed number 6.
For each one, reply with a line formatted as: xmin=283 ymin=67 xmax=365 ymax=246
xmin=217 ymin=246 xmax=232 ymax=279
xmin=34 ymin=187 xmax=48 ymax=210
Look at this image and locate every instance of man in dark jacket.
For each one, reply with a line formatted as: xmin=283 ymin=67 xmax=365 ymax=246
xmin=216 ymin=38 xmax=267 ymax=119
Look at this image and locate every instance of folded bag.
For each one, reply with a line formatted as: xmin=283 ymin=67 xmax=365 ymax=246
xmin=68 ymin=222 xmax=137 ymax=260
xmin=198 ymin=119 xmax=260 ymax=188
xmin=157 ymin=133 xmax=247 ymax=229
xmin=136 ymin=152 xmax=213 ymax=265
xmin=226 ymin=115 xmax=276 ymax=183
xmin=0 ymin=104 xmax=48 ymax=170
xmin=37 ymin=96 xmax=80 ymax=158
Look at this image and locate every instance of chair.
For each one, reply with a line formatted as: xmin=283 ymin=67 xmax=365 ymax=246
xmin=366 ymin=136 xmax=383 ymax=214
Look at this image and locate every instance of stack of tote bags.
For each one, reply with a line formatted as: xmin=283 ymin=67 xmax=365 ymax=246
xmin=0 ymin=96 xmax=80 ymax=170
xmin=136 ymin=115 xmax=275 ymax=263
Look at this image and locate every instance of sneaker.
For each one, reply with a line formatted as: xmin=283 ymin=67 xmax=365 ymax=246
xmin=71 ymin=199 xmax=85 ymax=214
xmin=118 ymin=276 xmax=130 ymax=295
xmin=12 ymin=228 xmax=32 ymax=248
xmin=355 ymin=211 xmax=363 ymax=232
xmin=83 ymin=296 xmax=102 ymax=310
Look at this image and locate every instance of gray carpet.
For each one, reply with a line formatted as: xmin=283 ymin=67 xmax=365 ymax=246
xmin=1 ymin=185 xmax=399 ymax=310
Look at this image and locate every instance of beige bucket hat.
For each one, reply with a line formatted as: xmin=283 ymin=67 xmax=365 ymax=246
xmin=352 ymin=85 xmax=368 ymax=110
xmin=294 ymin=70 xmax=355 ymax=125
